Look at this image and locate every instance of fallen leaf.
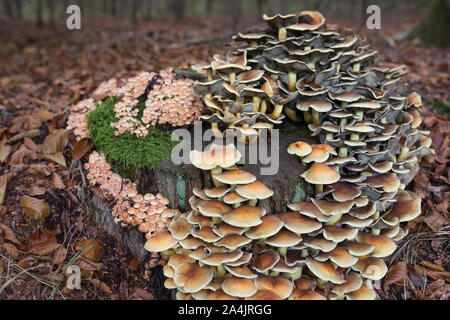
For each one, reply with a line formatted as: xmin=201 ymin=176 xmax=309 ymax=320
xmin=29 ymin=186 xmax=46 ymax=196
xmin=20 ymin=195 xmax=50 ymax=221
xmin=52 ymin=245 xmax=68 ymax=265
xmin=35 ymin=110 xmax=56 ymax=122
xmin=51 ymin=173 xmax=65 ymax=189
xmin=384 ymin=261 xmax=409 ymax=286
xmin=424 ymin=210 xmax=449 ymax=231
xmin=0 ymin=173 xmax=14 ymax=205
xmin=414 ymin=265 xmax=450 ymax=281
xmin=9 ymin=144 xmax=36 ymax=165
xmin=7 ymin=129 xmax=40 ymax=144
xmin=0 ymin=145 xmax=12 ymax=163
xmin=41 ymin=152 xmax=66 ymax=167
xmin=128 ymin=258 xmax=139 ymax=271
xmin=2 ymin=243 xmax=19 ymax=259
xmin=76 ymin=238 xmax=101 ymax=262
xmin=23 ymin=137 xmax=39 ymax=152
xmin=420 ymin=260 xmax=445 ymax=272
xmin=133 ymin=288 xmax=155 ymax=300
xmin=9 ymin=115 xmax=41 ymax=134
xmin=40 ymin=129 xmax=70 ymax=154
xmin=25 ymin=230 xmax=60 ymax=256
xmin=28 ymin=164 xmax=52 ymax=176
xmin=72 ymin=138 xmax=93 ymax=160
xmin=0 ymin=223 xmax=21 ymax=245
xmin=89 ymin=279 xmax=113 ymax=294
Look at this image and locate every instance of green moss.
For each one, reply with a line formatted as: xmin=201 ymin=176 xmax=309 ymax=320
xmin=291 ymin=182 xmax=307 ymax=203
xmin=86 ymin=97 xmax=178 ymax=180
xmin=428 ymin=100 xmax=450 ymax=120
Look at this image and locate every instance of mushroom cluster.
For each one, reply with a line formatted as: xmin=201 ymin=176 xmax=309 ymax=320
xmin=66 ymin=98 xmax=97 ymax=140
xmin=142 ymin=11 xmax=432 ymax=300
xmin=110 ymin=69 xmax=203 ymax=137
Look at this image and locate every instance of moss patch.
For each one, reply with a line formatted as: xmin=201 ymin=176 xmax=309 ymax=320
xmin=86 ymin=97 xmax=178 ymax=180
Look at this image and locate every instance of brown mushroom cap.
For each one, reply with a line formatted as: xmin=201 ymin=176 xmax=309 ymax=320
xmin=316 ymin=247 xmax=358 ymax=268
xmin=305 ymin=258 xmax=345 ymax=284
xmin=332 ymin=182 xmax=361 ymax=201
xmin=214 ymin=234 xmax=252 ymax=250
xmin=169 ymin=216 xmax=191 ymax=240
xmin=235 ymin=181 xmax=274 ymax=200
xmin=331 ymin=272 xmax=363 ymax=295
xmin=207 ymin=289 xmax=238 ymax=300
xmin=339 ymin=241 xmax=375 ymax=257
xmin=287 ymin=141 xmax=312 ymax=157
xmin=345 ymin=281 xmax=377 ymax=300
xmin=144 ymin=231 xmax=178 ymax=252
xmin=197 ymin=200 xmax=232 ymax=218
xmin=212 ymin=169 xmax=257 ymax=185
xmin=168 ymin=254 xmax=196 ymax=269
xmin=224 ymin=265 xmax=257 ymax=279
xmin=290 ymin=289 xmax=326 ymax=300
xmin=204 ymin=186 xmax=231 ymax=198
xmin=362 ymin=173 xmax=400 ymax=193
xmin=201 ymin=251 xmax=244 ymax=266
xmin=213 ymin=223 xmax=245 ymax=237
xmin=223 ymin=191 xmax=248 ymax=204
xmin=174 ymin=263 xmax=214 ymax=293
xmin=222 ymin=205 xmax=265 ymax=227
xmin=323 ymin=226 xmax=358 ymax=242
xmin=356 ymin=231 xmax=396 ymax=258
xmin=245 ymin=215 xmax=284 ymax=239
xmin=311 ymin=198 xmax=354 ymax=216
xmin=279 ymin=212 xmax=322 ymax=234
xmin=288 ymin=11 xmax=326 ymax=31
xmin=265 ymin=229 xmax=302 ymax=247
xmin=222 ymin=276 xmax=257 ymax=298
xmin=192 ymin=227 xmax=222 ymax=243
xmin=254 ymin=249 xmax=280 ymax=273
xmin=301 ymin=163 xmax=340 ymax=185
xmin=247 ymin=291 xmax=282 ymax=300
xmin=382 ymin=190 xmax=421 ymax=224
xmin=352 ymin=257 xmax=388 ymax=280
xmin=254 ymin=276 xmax=294 ymax=300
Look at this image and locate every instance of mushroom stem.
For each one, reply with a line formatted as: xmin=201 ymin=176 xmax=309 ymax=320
xmin=399 ymin=183 xmax=406 ymax=190
xmin=288 ymin=72 xmax=297 ymax=92
xmin=336 ymin=293 xmax=345 ymax=300
xmin=380 ymin=117 xmax=387 ymax=124
xmin=398 ymin=146 xmax=409 ymax=161
xmin=278 ymin=247 xmax=287 ymax=257
xmin=250 ymin=40 xmax=258 ymax=48
xmin=315 ymin=184 xmax=324 ymax=195
xmin=288 ymin=267 xmax=303 ymax=280
xmin=317 ymin=279 xmax=327 ymax=289
xmin=206 ymin=70 xmax=213 ymax=81
xmin=278 ymin=27 xmax=287 ymax=41
xmin=269 ymin=271 xmax=280 ymax=277
xmin=325 ymin=212 xmax=343 ymax=226
xmin=212 ymin=217 xmax=222 ymax=225
xmin=216 ymin=264 xmax=227 ymax=277
xmin=232 ymin=203 xmax=241 ymax=209
xmin=249 ymin=199 xmax=258 ymax=206
xmin=338 ymin=147 xmax=348 ymax=158
xmin=211 ymin=166 xmax=224 ymax=187
xmin=260 ymin=100 xmax=268 ymax=114
xmin=161 ymin=249 xmax=176 ymax=256
xmin=304 ymin=46 xmax=311 ymax=51
xmin=252 ymin=96 xmax=261 ymax=112
xmin=269 ymin=104 xmax=284 ymax=120
xmin=353 ymin=63 xmax=361 ymax=72
xmin=301 ymin=249 xmax=309 ymax=257
xmin=355 ymin=110 xmax=364 ymax=120
xmin=303 ymin=111 xmax=313 ymax=124
xmin=339 ymin=118 xmax=347 ymax=127
xmin=371 ymin=228 xmax=381 ymax=235
xmin=229 ymin=72 xmax=236 ymax=84
xmin=325 ymin=133 xmax=334 ymax=141
xmin=211 ymin=123 xmax=223 ymax=139
xmin=284 ymin=107 xmax=302 ymax=122
xmin=350 ymin=133 xmax=359 ymax=141
xmin=311 ymin=110 xmax=320 ymax=124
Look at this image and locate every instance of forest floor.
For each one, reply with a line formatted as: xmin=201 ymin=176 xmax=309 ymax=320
xmin=0 ymin=14 xmax=448 ymax=300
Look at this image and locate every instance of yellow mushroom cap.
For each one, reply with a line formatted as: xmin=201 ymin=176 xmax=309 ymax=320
xmin=301 ymin=163 xmax=340 ymax=185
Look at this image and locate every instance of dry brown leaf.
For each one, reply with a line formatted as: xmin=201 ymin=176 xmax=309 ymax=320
xmin=2 ymin=243 xmax=19 ymax=259
xmin=28 ymin=164 xmax=52 ymax=176
xmin=7 ymin=129 xmax=40 ymax=144
xmin=18 ymin=257 xmax=35 ymax=269
xmin=72 ymin=138 xmax=93 ymax=161
xmin=414 ymin=265 xmax=450 ymax=281
xmin=23 ymin=137 xmax=39 ymax=152
xmin=384 ymin=261 xmax=409 ymax=286
xmin=423 ymin=210 xmax=449 ymax=231
xmin=41 ymin=152 xmax=66 ymax=167
xmin=51 ymin=173 xmax=65 ymax=189
xmin=420 ymin=260 xmax=446 ymax=272
xmin=133 ymin=288 xmax=155 ymax=300
xmin=35 ymin=110 xmax=56 ymax=122
xmin=0 ymin=145 xmax=12 ymax=163
xmin=52 ymin=245 xmax=68 ymax=265
xmin=40 ymin=129 xmax=70 ymax=154
xmin=29 ymin=186 xmax=46 ymax=196
xmin=89 ymin=279 xmax=113 ymax=294
xmin=76 ymin=238 xmax=101 ymax=262
xmin=0 ymin=206 xmax=7 ymax=215
xmin=128 ymin=258 xmax=139 ymax=271
xmin=0 ymin=173 xmax=14 ymax=205
xmin=0 ymin=223 xmax=21 ymax=245
xmin=9 ymin=144 xmax=36 ymax=165
xmin=25 ymin=230 xmax=60 ymax=256
xmin=9 ymin=115 xmax=41 ymax=134
xmin=20 ymin=196 xmax=50 ymax=221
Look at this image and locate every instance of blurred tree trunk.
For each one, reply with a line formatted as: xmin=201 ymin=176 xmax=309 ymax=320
xmin=2 ymin=0 xmax=13 ymax=19
xmin=111 ymin=0 xmax=117 ymax=16
xmin=205 ymin=0 xmax=214 ymax=17
xmin=131 ymin=0 xmax=141 ymax=24
xmin=145 ymin=0 xmax=153 ymax=20
xmin=170 ymin=0 xmax=185 ymax=23
xmin=229 ymin=0 xmax=242 ymax=32
xmin=408 ymin=0 xmax=450 ymax=47
xmin=256 ymin=0 xmax=265 ymax=19
xmin=46 ymin=0 xmax=55 ymax=25
xmin=37 ymin=0 xmax=43 ymax=27
xmin=14 ymin=0 xmax=22 ymax=20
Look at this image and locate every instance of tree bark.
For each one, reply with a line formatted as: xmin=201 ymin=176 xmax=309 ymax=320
xmin=205 ymin=0 xmax=214 ymax=17
xmin=256 ymin=0 xmax=265 ymax=19
xmin=408 ymin=0 xmax=450 ymax=47
xmin=37 ymin=0 xmax=43 ymax=27
xmin=13 ymin=0 xmax=22 ymax=20
xmin=46 ymin=0 xmax=55 ymax=25
xmin=131 ymin=0 xmax=140 ymax=24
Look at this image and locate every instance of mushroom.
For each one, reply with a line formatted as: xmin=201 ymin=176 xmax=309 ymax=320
xmin=301 ymin=163 xmax=340 ymax=194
